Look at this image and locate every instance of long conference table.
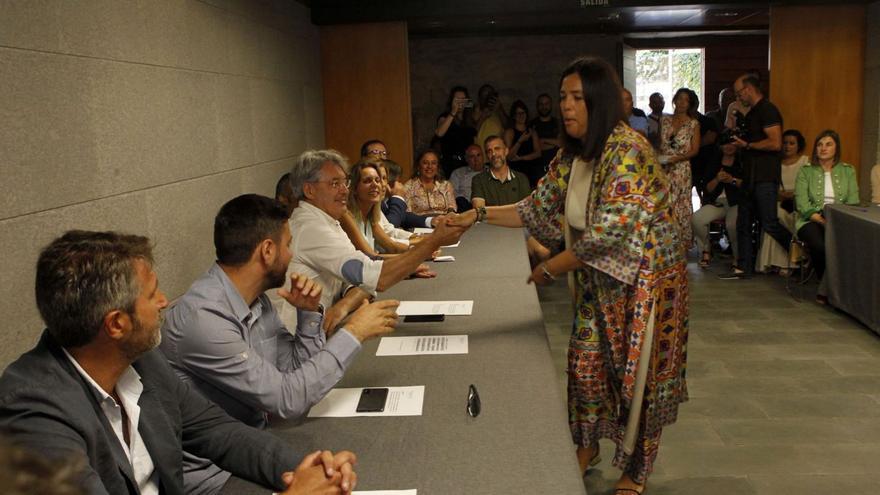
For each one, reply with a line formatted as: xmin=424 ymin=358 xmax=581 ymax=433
xmin=223 ymin=224 xmax=587 ymax=494
xmin=824 ymin=204 xmax=880 ymax=335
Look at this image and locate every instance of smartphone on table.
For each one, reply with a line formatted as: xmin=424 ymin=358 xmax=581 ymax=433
xmin=356 ymin=387 xmax=389 ymax=413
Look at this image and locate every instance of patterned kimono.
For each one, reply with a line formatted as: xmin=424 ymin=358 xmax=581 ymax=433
xmin=516 ymin=124 xmax=689 ymax=483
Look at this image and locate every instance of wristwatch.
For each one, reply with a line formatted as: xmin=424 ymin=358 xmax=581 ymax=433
xmin=475 ymin=206 xmax=488 ymax=223
xmin=540 ymin=263 xmax=556 ymax=282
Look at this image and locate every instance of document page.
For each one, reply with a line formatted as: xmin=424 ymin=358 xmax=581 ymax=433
xmin=397 ymin=300 xmax=473 ymax=316
xmin=376 ymin=335 xmax=468 ymax=356
xmin=413 ymin=227 xmax=433 ymax=234
xmin=307 ymin=386 xmax=425 ymax=418
xmin=432 ymin=255 xmax=455 ymax=262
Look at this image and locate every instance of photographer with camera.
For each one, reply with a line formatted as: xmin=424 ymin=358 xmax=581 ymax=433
xmin=718 ymin=74 xmax=789 ymax=279
xmin=435 ymin=86 xmax=477 ymax=178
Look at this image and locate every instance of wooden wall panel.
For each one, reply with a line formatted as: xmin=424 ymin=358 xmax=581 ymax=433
xmin=321 ymin=22 xmax=414 ymax=175
xmin=770 ymin=5 xmax=866 ymax=171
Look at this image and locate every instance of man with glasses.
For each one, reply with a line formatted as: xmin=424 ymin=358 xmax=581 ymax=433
xmin=719 ymin=73 xmax=787 ymax=279
xmin=360 ymin=139 xmax=388 ymax=160
xmin=288 ymin=149 xmax=467 ymax=321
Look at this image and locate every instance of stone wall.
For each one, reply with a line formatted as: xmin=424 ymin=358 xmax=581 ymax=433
xmin=0 ymin=0 xmax=324 ymax=368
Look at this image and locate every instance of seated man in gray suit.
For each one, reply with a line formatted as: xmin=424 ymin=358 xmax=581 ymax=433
xmin=0 ymin=230 xmax=356 ymax=495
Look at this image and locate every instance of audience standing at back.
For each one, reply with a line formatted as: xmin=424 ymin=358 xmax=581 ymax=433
xmin=434 ymin=86 xmax=477 ymax=178
xmin=473 ymin=84 xmax=508 ymax=149
xmin=504 ymin=99 xmax=543 ymax=187
xmin=530 ymin=93 xmax=560 ymax=175
xmin=646 ymin=92 xmax=666 ymax=148
xmin=623 ymin=88 xmax=649 ymax=137
xmin=659 ymin=87 xmax=701 ymax=252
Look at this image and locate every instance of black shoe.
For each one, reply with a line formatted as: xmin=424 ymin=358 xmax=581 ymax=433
xmin=717 ymin=270 xmax=750 ymax=280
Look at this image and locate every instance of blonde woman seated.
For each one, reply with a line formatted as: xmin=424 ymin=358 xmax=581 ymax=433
xmin=403 ymin=150 xmax=457 ymax=216
xmin=795 ymin=130 xmax=859 ymax=303
xmin=756 ymin=129 xmax=808 ymax=274
xmin=692 ymin=141 xmax=743 ymax=268
xmin=341 ymin=160 xmax=413 ymax=256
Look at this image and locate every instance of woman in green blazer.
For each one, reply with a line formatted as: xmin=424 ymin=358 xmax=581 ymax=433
xmin=794 ymin=129 xmax=860 ymax=286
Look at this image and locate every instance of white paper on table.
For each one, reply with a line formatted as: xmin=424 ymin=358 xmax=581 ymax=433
xmin=376 ymin=335 xmax=468 ymax=356
xmin=413 ymin=227 xmax=433 ymax=234
xmin=353 ymin=491 xmax=417 ymax=495
xmin=307 ymin=386 xmax=424 ymax=417
xmin=432 ymin=255 xmax=455 ymax=262
xmin=397 ymin=300 xmax=473 ymax=316
xmin=441 ymin=241 xmax=460 ymax=248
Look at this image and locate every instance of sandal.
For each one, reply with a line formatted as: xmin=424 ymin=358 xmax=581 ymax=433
xmin=699 ymin=251 xmax=711 ymax=268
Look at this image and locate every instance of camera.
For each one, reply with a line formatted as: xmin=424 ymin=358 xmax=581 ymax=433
xmin=720 ymin=110 xmax=748 ymax=145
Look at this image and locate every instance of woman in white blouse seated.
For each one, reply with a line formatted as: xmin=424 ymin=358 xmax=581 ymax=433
xmin=756 ymin=129 xmax=808 ymax=274
xmin=343 ymin=160 xmax=417 ymax=255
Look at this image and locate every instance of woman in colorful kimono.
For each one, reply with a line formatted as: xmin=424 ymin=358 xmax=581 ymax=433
xmin=452 ymin=56 xmax=688 ymax=495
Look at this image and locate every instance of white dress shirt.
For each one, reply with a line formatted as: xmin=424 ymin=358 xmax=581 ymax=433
xmin=288 ymin=201 xmax=384 ymax=311
xmin=63 ymin=349 xmax=159 ymax=495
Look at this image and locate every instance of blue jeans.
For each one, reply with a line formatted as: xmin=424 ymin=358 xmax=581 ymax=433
xmin=736 ymin=181 xmax=792 ymax=273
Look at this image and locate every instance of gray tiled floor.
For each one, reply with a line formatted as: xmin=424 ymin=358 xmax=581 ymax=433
xmin=537 ymin=259 xmax=880 ymax=495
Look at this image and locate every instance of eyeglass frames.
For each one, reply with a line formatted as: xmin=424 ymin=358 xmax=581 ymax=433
xmin=308 ymin=179 xmax=350 ymax=190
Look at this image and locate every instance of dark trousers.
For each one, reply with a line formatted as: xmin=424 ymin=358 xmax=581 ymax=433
xmin=736 ymin=181 xmax=792 ymax=273
xmin=455 ymin=196 xmax=472 ymax=212
xmin=797 ymin=221 xmax=826 ymax=278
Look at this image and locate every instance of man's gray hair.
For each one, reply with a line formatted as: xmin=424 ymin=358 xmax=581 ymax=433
xmin=35 ymin=231 xmax=154 ymax=348
xmin=290 ymin=149 xmax=349 ymax=200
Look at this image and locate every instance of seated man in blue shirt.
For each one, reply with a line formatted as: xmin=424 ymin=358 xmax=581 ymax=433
xmin=0 ymin=230 xmax=354 ymax=495
xmin=161 ymin=194 xmax=399 ymax=493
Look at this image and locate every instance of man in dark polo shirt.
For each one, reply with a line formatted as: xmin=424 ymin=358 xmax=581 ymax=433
xmin=719 ymin=74 xmax=789 ymax=279
xmin=471 ymin=135 xmax=531 ymax=208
